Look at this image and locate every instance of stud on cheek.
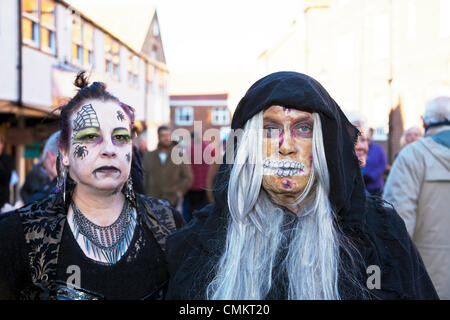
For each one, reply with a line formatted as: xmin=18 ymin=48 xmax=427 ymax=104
xmin=126 ymin=152 xmax=131 ymax=163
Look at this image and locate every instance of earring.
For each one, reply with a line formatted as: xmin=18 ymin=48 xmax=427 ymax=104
xmin=124 ymin=176 xmax=136 ymax=206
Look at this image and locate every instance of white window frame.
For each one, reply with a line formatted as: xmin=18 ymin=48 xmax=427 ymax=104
xmin=22 ymin=0 xmax=56 ymax=54
xmin=175 ymin=107 xmax=194 ymax=126
xmin=72 ymin=18 xmax=94 ymax=69
xmin=105 ymin=35 xmax=120 ymax=80
xmin=128 ymin=54 xmax=139 ymax=86
xmin=211 ymin=108 xmax=230 ymax=125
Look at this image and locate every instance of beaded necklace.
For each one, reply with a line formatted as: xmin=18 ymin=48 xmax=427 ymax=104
xmin=71 ymin=199 xmax=136 ymax=264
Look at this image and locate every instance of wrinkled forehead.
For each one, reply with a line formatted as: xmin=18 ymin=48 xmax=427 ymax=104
xmin=263 ymin=105 xmax=314 ymax=120
xmin=71 ymin=100 xmax=131 ymax=132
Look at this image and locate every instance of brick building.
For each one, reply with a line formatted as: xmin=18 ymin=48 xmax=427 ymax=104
xmin=169 ymin=94 xmax=231 ymax=145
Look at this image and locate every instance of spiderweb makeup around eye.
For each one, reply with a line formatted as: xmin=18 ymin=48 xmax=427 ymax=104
xmin=73 ymin=104 xmax=100 ymax=132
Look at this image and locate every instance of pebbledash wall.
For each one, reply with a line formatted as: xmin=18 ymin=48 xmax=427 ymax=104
xmin=0 ymin=0 xmax=170 ymax=198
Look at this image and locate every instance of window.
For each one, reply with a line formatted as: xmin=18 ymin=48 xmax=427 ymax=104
xmin=128 ymin=55 xmax=139 ymax=86
xmin=72 ymin=18 xmax=94 ymax=68
xmin=211 ymin=108 xmax=230 ymax=125
xmin=175 ymin=107 xmax=193 ymax=125
xmin=22 ymin=0 xmax=56 ymax=54
xmin=373 ymin=126 xmax=388 ymax=141
xmin=153 ymin=23 xmax=160 ymax=37
xmin=105 ymin=35 xmax=120 ymax=79
xmin=152 ymin=45 xmax=158 ymax=61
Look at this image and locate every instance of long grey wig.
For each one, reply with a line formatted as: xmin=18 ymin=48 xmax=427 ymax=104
xmin=206 ymin=111 xmax=358 ymax=300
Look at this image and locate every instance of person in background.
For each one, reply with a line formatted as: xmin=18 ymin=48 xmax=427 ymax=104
xmin=0 ymin=133 xmax=14 ymax=211
xmin=346 ymin=112 xmax=370 ymax=169
xmin=143 ymin=126 xmax=193 ymax=210
xmin=183 ymin=131 xmax=214 ymax=222
xmin=393 ymin=125 xmax=424 ymax=161
xmin=400 ymin=125 xmax=424 ymax=149
xmin=135 ymin=134 xmax=148 ymax=159
xmin=205 ymin=140 xmax=225 ymax=204
xmin=20 ymin=162 xmax=50 ymax=204
xmin=21 ymin=131 xmax=60 ymax=204
xmin=363 ymin=128 xmax=387 ymax=197
xmin=384 ymin=96 xmax=450 ymax=299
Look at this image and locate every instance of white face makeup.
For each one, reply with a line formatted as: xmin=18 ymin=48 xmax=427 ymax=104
xmin=62 ymin=100 xmax=132 ymax=194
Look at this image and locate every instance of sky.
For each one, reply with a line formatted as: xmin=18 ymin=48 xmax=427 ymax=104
xmin=66 ymin=0 xmax=304 ymax=73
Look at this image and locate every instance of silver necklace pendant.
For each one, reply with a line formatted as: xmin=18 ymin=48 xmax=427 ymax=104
xmin=71 ymin=199 xmax=136 ymax=264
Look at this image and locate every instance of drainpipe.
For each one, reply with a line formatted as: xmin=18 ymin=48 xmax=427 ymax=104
xmin=16 ymin=0 xmax=26 ymax=203
xmin=17 ymin=0 xmax=23 ymax=108
xmin=388 ymin=0 xmax=394 ymax=164
xmin=144 ymin=62 xmax=149 ymax=134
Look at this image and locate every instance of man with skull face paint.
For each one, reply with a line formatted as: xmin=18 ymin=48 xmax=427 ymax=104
xmin=165 ymin=72 xmax=438 ymax=300
xmin=0 ymin=72 xmax=184 ymax=300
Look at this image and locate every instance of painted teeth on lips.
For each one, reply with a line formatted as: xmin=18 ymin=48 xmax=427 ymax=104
xmin=263 ymin=159 xmax=305 ymax=176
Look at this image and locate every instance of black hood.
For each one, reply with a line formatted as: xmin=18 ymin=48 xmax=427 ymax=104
xmin=213 ymin=71 xmax=367 ymax=228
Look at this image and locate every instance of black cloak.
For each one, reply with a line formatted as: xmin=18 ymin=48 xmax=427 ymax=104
xmin=165 ymin=71 xmax=438 ymax=300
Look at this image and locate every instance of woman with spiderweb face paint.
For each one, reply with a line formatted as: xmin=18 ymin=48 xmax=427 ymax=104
xmin=0 ymin=72 xmax=184 ymax=300
xmin=64 ymin=102 xmax=132 ymax=195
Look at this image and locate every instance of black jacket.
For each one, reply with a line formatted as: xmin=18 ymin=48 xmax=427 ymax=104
xmin=0 ymin=152 xmax=14 ymax=208
xmin=165 ymin=72 xmax=439 ymax=300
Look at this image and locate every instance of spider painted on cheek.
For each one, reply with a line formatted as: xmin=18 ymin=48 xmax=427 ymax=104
xmin=74 ymin=144 xmax=88 ymax=160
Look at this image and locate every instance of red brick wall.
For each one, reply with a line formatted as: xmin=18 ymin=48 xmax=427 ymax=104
xmin=170 ymin=106 xmax=230 ymax=135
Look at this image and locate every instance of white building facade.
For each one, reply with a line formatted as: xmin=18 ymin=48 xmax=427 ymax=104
xmin=0 ymin=0 xmax=170 ymax=195
xmin=258 ymin=0 xmax=450 ymax=157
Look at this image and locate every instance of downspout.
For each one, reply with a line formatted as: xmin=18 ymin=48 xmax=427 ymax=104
xmin=18 ymin=0 xmax=23 ymax=108
xmin=388 ymin=0 xmax=394 ymax=164
xmin=144 ymin=62 xmax=148 ymax=134
xmin=15 ymin=0 xmax=24 ymax=204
